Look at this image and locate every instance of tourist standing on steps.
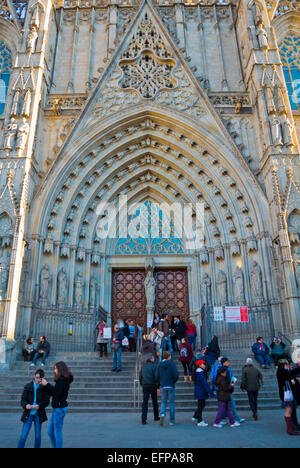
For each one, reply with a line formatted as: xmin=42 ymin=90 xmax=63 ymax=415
xmin=213 ymin=367 xmax=240 ymax=428
xmin=139 ymin=354 xmax=160 ymax=425
xmin=172 ymin=316 xmax=187 ymax=352
xmin=128 ymin=320 xmax=136 ymax=353
xmin=137 ymin=322 xmax=143 ymax=352
xmin=241 ymin=358 xmax=263 ymax=421
xmin=205 ymin=336 xmax=221 ymax=366
xmin=276 ymin=360 xmax=300 ymax=436
xmin=31 ymin=336 xmax=51 ymax=367
xmin=111 ymin=324 xmax=124 ymax=372
xmin=18 ymin=369 xmax=49 ymax=448
xmin=159 ymin=314 xmax=173 ymax=359
xmin=192 ymin=359 xmax=215 ymax=427
xmin=40 ymin=362 xmax=74 ymax=448
xmin=95 ymin=319 xmax=109 ymax=358
xmin=186 ymin=319 xmax=197 ymax=351
xmin=251 ymin=337 xmax=271 ymax=369
xmin=179 ymin=337 xmax=194 ymax=383
xmin=156 ymin=350 xmax=179 ymax=426
xmin=220 ymin=357 xmax=245 ymax=424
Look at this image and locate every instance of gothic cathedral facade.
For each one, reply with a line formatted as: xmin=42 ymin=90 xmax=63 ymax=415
xmin=0 ymin=0 xmax=299 ymax=357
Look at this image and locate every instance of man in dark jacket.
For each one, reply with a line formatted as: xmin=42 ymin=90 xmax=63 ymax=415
xmin=172 ymin=316 xmax=187 ymax=350
xmin=156 ymin=350 xmax=179 ymax=426
xmin=159 ymin=314 xmax=173 ymax=360
xmin=31 ymin=336 xmax=51 ymax=367
xmin=18 ymin=369 xmax=50 ymax=448
xmin=241 ymin=358 xmax=263 ymax=420
xmin=139 ymin=354 xmax=159 ymax=424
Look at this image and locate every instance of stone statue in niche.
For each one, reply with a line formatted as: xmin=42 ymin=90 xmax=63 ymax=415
xmin=293 ymin=247 xmax=300 ymax=287
xmin=74 ymin=272 xmax=84 ymax=306
xmin=233 ymin=266 xmax=245 ymax=304
xmin=89 ymin=276 xmax=98 ymax=307
xmin=26 ymin=27 xmax=38 ymax=54
xmin=281 ymin=114 xmax=294 ymax=147
xmin=201 ymin=272 xmax=212 ymax=306
xmin=250 ymin=261 xmax=264 ymax=304
xmin=16 ymin=118 xmax=30 ymax=154
xmin=256 ymin=23 xmax=269 ymax=50
xmin=270 ymin=116 xmax=282 ymax=147
xmin=4 ymin=118 xmax=18 ymax=151
xmin=217 ymin=270 xmax=228 ymax=306
xmin=39 ymin=264 xmax=51 ymax=304
xmin=57 ymin=267 xmax=68 ymax=305
xmin=265 ymin=86 xmax=276 ymax=115
xmin=144 ymin=270 xmax=156 ymax=309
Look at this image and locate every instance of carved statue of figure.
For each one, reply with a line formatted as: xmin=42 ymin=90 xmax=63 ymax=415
xmin=201 ymin=272 xmax=212 ymax=306
xmin=231 ymin=238 xmax=241 ymax=256
xmin=89 ymin=276 xmax=98 ymax=307
xmin=57 ymin=267 xmax=68 ymax=305
xmin=4 ymin=118 xmax=18 ymax=151
xmin=256 ymin=23 xmax=269 ymax=50
xmin=22 ymin=89 xmax=32 ymax=118
xmin=199 ymin=246 xmax=209 ymax=264
xmin=233 ymin=266 xmax=245 ymax=304
xmin=144 ymin=270 xmax=156 ymax=309
xmin=217 ymin=270 xmax=228 ymax=306
xmin=10 ymin=90 xmax=20 ymax=117
xmin=250 ymin=261 xmax=264 ymax=303
xmin=39 ymin=264 xmax=51 ymax=303
xmin=281 ymin=114 xmax=294 ymax=147
xmin=16 ymin=118 xmax=30 ymax=152
xmin=26 ymin=27 xmax=38 ymax=54
xmin=270 ymin=116 xmax=282 ymax=147
xmin=74 ymin=272 xmax=84 ymax=306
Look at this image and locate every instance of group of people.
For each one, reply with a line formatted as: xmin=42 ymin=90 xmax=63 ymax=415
xmin=18 ymin=361 xmax=73 ymax=448
xmin=22 ymin=336 xmax=51 ymax=367
xmin=252 ymin=336 xmax=291 ymax=368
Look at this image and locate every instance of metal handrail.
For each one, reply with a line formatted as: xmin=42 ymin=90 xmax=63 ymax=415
xmin=133 ymin=337 xmax=142 ymax=409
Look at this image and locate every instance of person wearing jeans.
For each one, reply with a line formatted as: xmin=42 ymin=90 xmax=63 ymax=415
xmin=156 ymin=350 xmax=179 ymax=426
xmin=48 ymin=407 xmax=68 ymax=448
xmin=111 ymin=325 xmax=124 ymax=372
xmin=31 ymin=336 xmax=50 ymax=367
xmin=18 ymin=369 xmax=49 ymax=448
xmin=41 ymin=361 xmax=73 ymax=448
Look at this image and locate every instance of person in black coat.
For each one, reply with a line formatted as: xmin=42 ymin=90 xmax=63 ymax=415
xmin=205 ymin=336 xmax=221 ymax=366
xmin=172 ymin=316 xmax=187 ymax=350
xmin=31 ymin=336 xmax=51 ymax=367
xmin=139 ymin=354 xmax=160 ymax=424
xmin=18 ymin=369 xmax=50 ymax=448
xmin=276 ymin=360 xmax=300 ymax=436
xmin=41 ymin=361 xmax=73 ymax=448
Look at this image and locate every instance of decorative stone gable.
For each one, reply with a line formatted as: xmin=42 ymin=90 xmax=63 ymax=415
xmin=89 ymin=7 xmax=207 ymax=124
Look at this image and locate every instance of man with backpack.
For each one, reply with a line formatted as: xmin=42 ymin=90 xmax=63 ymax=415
xmin=156 ymin=351 xmax=179 ymax=426
xmin=179 ymin=337 xmax=194 ymax=383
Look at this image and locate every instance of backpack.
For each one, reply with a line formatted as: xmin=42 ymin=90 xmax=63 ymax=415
xmin=180 ymin=346 xmax=188 ymax=359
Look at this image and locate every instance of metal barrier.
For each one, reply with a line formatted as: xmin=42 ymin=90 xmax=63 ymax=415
xmin=133 ymin=338 xmax=142 ymax=409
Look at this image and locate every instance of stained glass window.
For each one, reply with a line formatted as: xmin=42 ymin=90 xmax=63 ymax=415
xmin=0 ymin=42 xmax=13 ymax=115
xmin=115 ymin=200 xmax=184 ymax=255
xmin=279 ymin=34 xmax=300 ymax=111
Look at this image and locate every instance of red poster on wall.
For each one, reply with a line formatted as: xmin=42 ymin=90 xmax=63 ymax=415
xmin=240 ymin=306 xmax=249 ymax=323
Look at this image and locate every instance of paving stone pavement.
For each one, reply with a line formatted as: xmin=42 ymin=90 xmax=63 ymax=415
xmin=1 ymin=410 xmax=300 ymax=448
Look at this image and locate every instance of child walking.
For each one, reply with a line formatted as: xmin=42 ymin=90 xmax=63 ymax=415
xmin=213 ymin=366 xmax=240 ymax=428
xmin=192 ymin=360 xmax=215 ymax=427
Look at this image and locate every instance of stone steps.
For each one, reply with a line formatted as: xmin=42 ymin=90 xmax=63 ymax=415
xmin=0 ymin=350 xmax=281 ymax=414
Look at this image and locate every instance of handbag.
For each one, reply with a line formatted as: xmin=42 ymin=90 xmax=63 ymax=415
xmin=122 ymin=337 xmax=129 ymax=347
xmin=284 ymin=381 xmax=294 ymax=402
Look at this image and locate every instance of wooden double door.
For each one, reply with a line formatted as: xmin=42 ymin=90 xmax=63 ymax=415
xmin=111 ymin=268 xmax=190 ymax=328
